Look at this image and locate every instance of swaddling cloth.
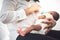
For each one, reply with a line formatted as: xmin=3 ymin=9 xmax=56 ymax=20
xmin=31 ymin=19 xmax=48 ymax=35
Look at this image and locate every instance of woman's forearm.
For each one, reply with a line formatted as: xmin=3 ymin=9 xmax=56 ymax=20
xmin=18 ymin=25 xmax=41 ymax=36
xmin=19 ymin=26 xmax=34 ymax=36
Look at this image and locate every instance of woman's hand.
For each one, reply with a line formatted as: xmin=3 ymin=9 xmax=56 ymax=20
xmin=42 ymin=19 xmax=56 ymax=33
xmin=25 ymin=3 xmax=40 ymax=15
xmin=17 ymin=27 xmax=25 ymax=36
xmin=17 ymin=25 xmax=41 ymax=36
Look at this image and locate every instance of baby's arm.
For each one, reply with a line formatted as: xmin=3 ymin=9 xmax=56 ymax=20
xmin=17 ymin=25 xmax=41 ymax=36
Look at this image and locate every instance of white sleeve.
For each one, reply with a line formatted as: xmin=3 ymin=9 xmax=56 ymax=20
xmin=11 ymin=9 xmax=27 ymax=22
xmin=0 ymin=22 xmax=10 ymax=40
xmin=0 ymin=0 xmax=27 ymax=23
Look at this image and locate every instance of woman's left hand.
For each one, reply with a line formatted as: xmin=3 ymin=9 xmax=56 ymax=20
xmin=42 ymin=19 xmax=56 ymax=33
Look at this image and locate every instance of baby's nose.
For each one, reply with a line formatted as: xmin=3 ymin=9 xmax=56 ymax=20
xmin=38 ymin=15 xmax=46 ymax=19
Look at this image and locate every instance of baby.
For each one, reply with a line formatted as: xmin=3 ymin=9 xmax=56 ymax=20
xmin=34 ymin=11 xmax=59 ymax=34
xmin=17 ymin=11 xmax=59 ymax=36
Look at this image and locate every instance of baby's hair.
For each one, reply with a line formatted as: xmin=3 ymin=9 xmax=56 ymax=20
xmin=34 ymin=0 xmax=40 ymax=2
xmin=49 ymin=11 xmax=59 ymax=21
xmin=25 ymin=0 xmax=30 ymax=2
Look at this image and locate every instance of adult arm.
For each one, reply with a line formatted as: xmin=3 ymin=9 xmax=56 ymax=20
xmin=0 ymin=0 xmax=40 ymax=24
xmin=17 ymin=25 xmax=41 ymax=36
xmin=0 ymin=0 xmax=27 ymax=24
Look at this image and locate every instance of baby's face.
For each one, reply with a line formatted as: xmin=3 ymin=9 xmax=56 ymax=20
xmin=38 ymin=12 xmax=54 ymax=21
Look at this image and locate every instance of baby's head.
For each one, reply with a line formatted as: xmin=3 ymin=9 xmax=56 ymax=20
xmin=38 ymin=11 xmax=60 ymax=21
xmin=47 ymin=11 xmax=59 ymax=21
xmin=34 ymin=11 xmax=60 ymax=35
xmin=35 ymin=11 xmax=59 ymax=35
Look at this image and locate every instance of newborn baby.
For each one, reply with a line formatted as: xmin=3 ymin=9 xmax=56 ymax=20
xmin=34 ymin=11 xmax=59 ymax=35
xmin=35 ymin=13 xmax=53 ymax=35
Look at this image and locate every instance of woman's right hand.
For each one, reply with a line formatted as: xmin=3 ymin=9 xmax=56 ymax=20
xmin=25 ymin=3 xmax=40 ymax=15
